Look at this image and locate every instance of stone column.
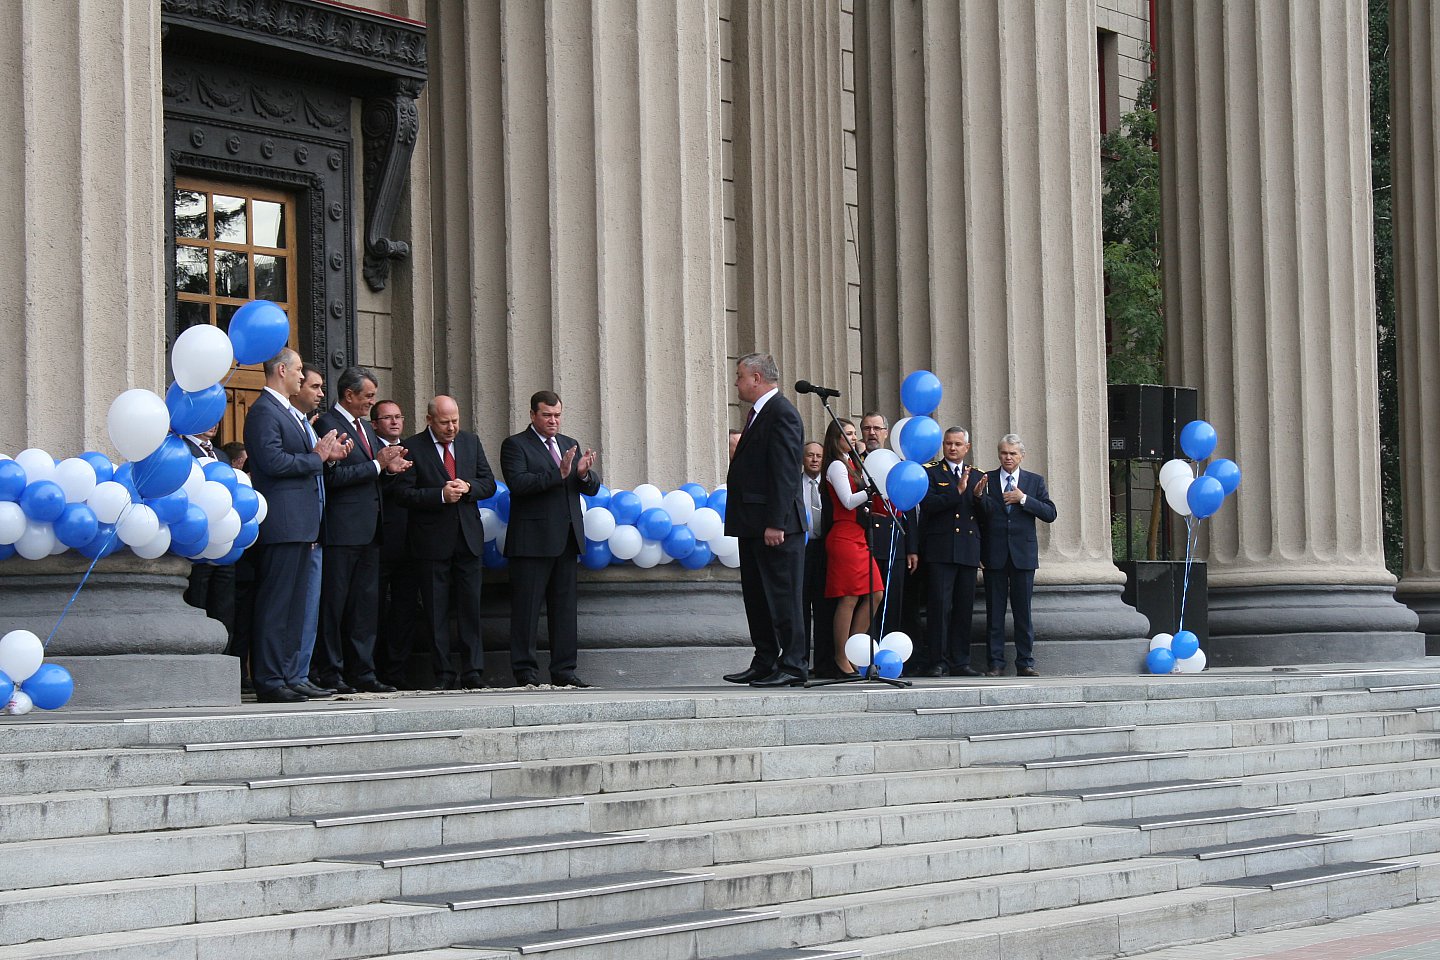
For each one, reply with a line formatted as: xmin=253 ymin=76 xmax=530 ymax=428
xmin=1158 ymin=0 xmax=1421 ymax=664
xmin=0 ymin=0 xmax=232 ymax=707
xmin=854 ymin=0 xmax=1150 ymax=670
xmin=1392 ymin=0 xmax=1440 ymax=653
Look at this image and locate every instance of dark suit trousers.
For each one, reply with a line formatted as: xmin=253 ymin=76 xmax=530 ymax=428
xmin=926 ymin=562 xmax=977 ymax=669
xmin=738 ymin=534 xmax=807 ymax=678
xmin=418 ymin=544 xmax=484 ymax=683
xmin=509 ymin=551 xmax=580 ymax=680
xmin=185 ymin=563 xmax=236 ymax=643
xmin=802 ymin=537 xmax=834 ymax=673
xmin=316 ymin=543 xmax=381 ymax=685
xmin=984 ymin=559 xmax=1036 ymax=669
xmin=251 ymin=542 xmax=310 ymax=694
xmin=377 ymin=557 xmax=422 ymax=686
xmin=868 ymin=516 xmax=907 ymax=634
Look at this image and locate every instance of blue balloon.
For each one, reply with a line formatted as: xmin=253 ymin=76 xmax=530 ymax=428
xmin=54 ymin=503 xmax=99 ymax=548
xmin=0 ymin=461 xmax=26 ymax=502
xmin=215 ymin=545 xmax=246 ymax=566
xmin=1180 ymin=420 xmax=1218 ymax=461
xmin=112 ymin=464 xmax=141 ymax=501
xmin=134 ymin=435 xmax=193 ymax=499
xmin=234 ymin=519 xmax=260 ymax=551
xmin=637 ymin=507 xmax=673 ymax=541
xmin=1186 ymin=475 xmax=1225 ymax=519
xmin=707 ymin=489 xmax=728 ymax=519
xmin=170 ymin=504 xmax=209 ymax=545
xmin=900 ymin=370 xmax=943 ymax=416
xmin=493 ymin=483 xmax=511 ymax=523
xmin=1205 ymin=458 xmax=1241 ymax=496
xmin=679 ymin=540 xmax=713 ymax=570
xmin=21 ymin=663 xmax=73 ymax=710
xmin=899 ymin=417 xmax=942 ymax=464
xmin=482 ymin=540 xmax=508 ymax=569
xmin=0 ymin=669 xmax=12 ymax=708
xmin=0 ymin=543 xmax=14 ymax=561
xmin=78 ymin=452 xmax=114 ymax=484
xmin=227 ymin=300 xmax=291 ymax=365
xmin=1171 ymin=630 xmax=1200 ymax=661
xmin=581 ymin=538 xmax=613 ymax=570
xmin=19 ymin=480 xmax=66 ymax=523
xmin=231 ymin=484 xmax=259 ymax=523
xmin=146 ymin=489 xmax=190 ymax=526
xmin=680 ymin=483 xmax=708 ymax=508
xmin=886 ymin=461 xmax=929 ymax=512
xmin=610 ymin=490 xmax=643 ymax=526
xmin=78 ymin=524 xmax=120 ymax=560
xmin=202 ymin=460 xmax=239 ymax=495
xmin=165 ymin=381 xmax=227 ymax=436
xmin=170 ymin=533 xmax=208 ymax=558
xmin=662 ymin=525 xmax=697 ymax=559
xmin=874 ymin=648 xmax=904 ymax=679
xmin=584 ymin=484 xmax=613 ymax=511
xmin=1146 ymin=648 xmax=1177 ymax=674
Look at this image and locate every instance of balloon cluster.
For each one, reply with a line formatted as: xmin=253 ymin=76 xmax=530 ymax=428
xmin=0 ymin=630 xmax=73 ymax=713
xmin=1144 ymin=418 xmax=1241 ymax=675
xmin=857 ymin=370 xmax=946 ymax=513
xmin=844 ymin=632 xmax=914 ymax=679
xmin=575 ymin=484 xmax=738 ymax=570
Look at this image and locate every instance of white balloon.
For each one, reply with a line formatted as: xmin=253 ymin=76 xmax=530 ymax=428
xmin=181 ymin=462 xmax=207 ymax=501
xmin=633 ymin=484 xmax=663 ymax=511
xmin=200 ymin=538 xmax=234 ymax=560
xmin=608 ymin=524 xmax=643 ymax=560
xmin=1148 ymin=633 xmax=1174 ymax=651
xmin=1158 ymin=458 xmax=1193 ymax=490
xmin=711 ymin=534 xmax=739 ymax=558
xmin=479 ymin=507 xmax=502 ymax=541
xmin=844 ymin=633 xmax=874 ymax=667
xmin=633 ymin=539 xmax=664 ymax=568
xmin=1175 ymin=649 xmax=1207 ymax=673
xmin=209 ymin=508 xmax=241 ymax=544
xmin=879 ymin=631 xmax=914 ymax=662
xmin=132 ymin=525 xmax=172 ymax=560
xmin=192 ymin=481 xmax=233 ymax=524
xmin=0 ymin=629 xmax=44 ymax=683
xmin=0 ymin=502 xmax=25 ymax=544
xmin=52 ymin=458 xmax=97 ymax=503
xmin=864 ymin=449 xmax=901 ymax=497
xmin=115 ymin=504 xmax=160 ymax=547
xmin=1164 ymin=478 xmax=1194 ymax=517
xmin=88 ymin=482 xmax=133 ymax=525
xmin=107 ymin=389 xmax=170 ymax=461
xmin=48 ymin=537 xmax=69 ymax=556
xmin=688 ymin=507 xmax=723 ymax=542
xmin=583 ymin=507 xmax=617 ymax=542
xmin=253 ymin=491 xmax=269 ymax=524
xmin=4 ymin=690 xmax=33 ymax=715
xmin=718 ymin=550 xmax=739 ymax=568
xmin=889 ymin=418 xmax=912 ymax=454
xmin=13 ymin=449 xmax=55 ymax=485
xmin=14 ymin=522 xmax=55 ymax=560
xmin=171 ymin=323 xmax=235 ymax=391
xmin=233 ymin=470 xmax=253 ymax=488
xmin=661 ymin=490 xmax=696 ymax=525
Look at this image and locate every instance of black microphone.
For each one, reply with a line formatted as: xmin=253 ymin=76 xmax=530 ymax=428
xmin=795 ymin=379 xmax=841 ymax=399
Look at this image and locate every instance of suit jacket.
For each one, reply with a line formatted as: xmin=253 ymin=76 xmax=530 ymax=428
xmin=392 ymin=428 xmax=496 ymax=560
xmin=724 ymin=392 xmax=806 ymax=539
xmin=975 ymin=468 xmax=1058 ymax=570
xmin=181 ymin=437 xmax=231 ymax=465
xmin=242 ymin=390 xmax=324 ymax=545
xmin=919 ymin=460 xmax=984 ymax=567
xmin=315 ymin=408 xmax=388 ymax=547
xmin=375 ymin=438 xmax=410 ymax=564
xmin=500 ymin=428 xmax=602 ymax=558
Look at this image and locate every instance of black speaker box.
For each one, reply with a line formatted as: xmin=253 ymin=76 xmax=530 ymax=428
xmin=1163 ymin=386 xmax=1199 ymax=460
xmin=1107 ymin=384 xmax=1165 ymax=460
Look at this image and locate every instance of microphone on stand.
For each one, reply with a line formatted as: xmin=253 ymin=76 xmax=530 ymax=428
xmin=795 ymin=379 xmax=842 ymax=399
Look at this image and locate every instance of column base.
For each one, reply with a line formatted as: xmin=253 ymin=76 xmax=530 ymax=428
xmin=1395 ymin=584 xmax=1440 ymax=655
xmin=1205 ymin=584 xmax=1425 ymax=666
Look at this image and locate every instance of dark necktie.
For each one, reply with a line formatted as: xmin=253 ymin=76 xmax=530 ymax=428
xmin=443 ymin=442 xmax=456 ymax=481
xmin=547 ymin=437 xmax=562 ymax=466
xmin=744 ymin=407 xmax=756 ymax=432
xmin=1005 ymin=474 xmax=1015 ymax=513
xmin=353 ymin=417 xmax=372 ymax=458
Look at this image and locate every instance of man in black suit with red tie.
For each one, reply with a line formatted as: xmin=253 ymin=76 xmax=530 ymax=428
xmin=393 ymin=395 xmax=496 ymax=689
xmin=723 ymin=353 xmax=809 ymax=687
xmin=500 ymin=390 xmax=602 ymax=687
xmin=370 ymin=399 xmax=420 ymax=687
xmin=918 ymin=427 xmax=984 ymax=677
xmin=312 ymin=366 xmax=412 ymax=694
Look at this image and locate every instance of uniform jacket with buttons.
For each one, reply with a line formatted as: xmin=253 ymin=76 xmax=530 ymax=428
xmin=918 ymin=459 xmax=984 ymax=567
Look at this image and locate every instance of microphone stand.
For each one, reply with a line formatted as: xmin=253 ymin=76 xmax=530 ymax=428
xmin=803 ymin=391 xmax=909 ymax=689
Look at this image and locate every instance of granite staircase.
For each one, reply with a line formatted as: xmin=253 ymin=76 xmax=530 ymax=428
xmin=0 ymin=670 xmax=1437 ymax=959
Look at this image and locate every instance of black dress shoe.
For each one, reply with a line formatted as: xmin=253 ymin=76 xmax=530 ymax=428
xmin=750 ymin=670 xmax=806 ymax=687
xmin=514 ymin=673 xmax=541 ymax=687
xmin=723 ymin=667 xmax=768 ymax=684
xmin=325 ymin=681 xmax=357 ymax=695
xmin=1016 ymin=666 xmax=1040 ymax=678
xmin=456 ymin=674 xmax=484 ymax=689
xmin=291 ymin=682 xmax=333 ymax=698
xmin=257 ymin=687 xmax=307 ymax=703
xmin=954 ymin=665 xmax=983 ymax=677
xmin=924 ymin=664 xmax=949 ymax=678
xmin=552 ymin=675 xmax=593 ymax=688
xmin=984 ymin=667 xmax=1005 ymax=677
xmin=354 ymin=680 xmax=398 ymax=693
xmin=240 ymin=677 xmax=255 ymax=694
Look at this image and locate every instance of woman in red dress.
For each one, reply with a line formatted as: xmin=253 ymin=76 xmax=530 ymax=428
xmin=822 ymin=418 xmax=884 ymax=676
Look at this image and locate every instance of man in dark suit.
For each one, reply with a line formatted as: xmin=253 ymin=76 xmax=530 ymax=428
xmin=243 ymin=347 xmax=349 ymax=702
xmin=800 ymin=440 xmax=834 ymax=676
xmin=723 ymin=353 xmax=809 ymax=687
xmin=859 ymin=412 xmax=919 ymax=635
xmin=371 ymin=399 xmax=420 ymax=688
xmin=313 ymin=366 xmax=412 ymax=694
xmin=974 ymin=433 xmax=1058 ymax=677
xmin=500 ymin=390 xmax=601 ymax=687
xmin=918 ymin=427 xmax=984 ymax=677
xmin=392 ymin=395 xmax=496 ymax=689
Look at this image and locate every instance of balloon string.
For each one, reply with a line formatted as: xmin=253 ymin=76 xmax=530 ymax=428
xmin=1177 ymin=515 xmax=1198 ymax=633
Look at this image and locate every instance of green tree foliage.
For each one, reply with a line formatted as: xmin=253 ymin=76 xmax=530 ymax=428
xmin=1370 ymin=0 xmax=1402 ymax=577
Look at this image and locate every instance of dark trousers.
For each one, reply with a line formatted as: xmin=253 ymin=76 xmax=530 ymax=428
xmin=508 ymin=548 xmax=581 ymax=681
xmin=185 ymin=563 xmax=236 ymax=643
xmin=984 ymin=559 xmax=1036 ymax=669
xmin=802 ymin=537 xmax=833 ymax=673
xmin=250 ymin=542 xmax=310 ymax=694
xmin=868 ymin=516 xmax=907 ymax=634
xmin=926 ymin=562 xmax=978 ymax=669
xmin=377 ymin=556 xmax=422 ymax=687
xmin=315 ymin=542 xmax=381 ymax=686
xmin=737 ymin=533 xmax=808 ymax=678
xmin=418 ymin=544 xmax=484 ymax=684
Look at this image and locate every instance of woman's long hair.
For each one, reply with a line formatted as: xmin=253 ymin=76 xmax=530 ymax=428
xmin=822 ymin=419 xmax=862 ymax=485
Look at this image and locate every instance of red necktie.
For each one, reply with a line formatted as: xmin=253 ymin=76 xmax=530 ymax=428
xmin=443 ymin=442 xmax=456 ymax=480
xmin=354 ymin=418 xmax=372 ymax=458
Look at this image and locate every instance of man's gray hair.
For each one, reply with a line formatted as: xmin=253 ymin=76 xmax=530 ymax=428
xmin=337 ymin=365 xmax=377 ymax=398
xmin=999 ymin=433 xmax=1025 ymax=453
xmin=945 ymin=426 xmax=969 ymax=442
xmin=860 ymin=411 xmax=889 ymax=428
xmin=737 ymin=352 xmax=780 ymax=384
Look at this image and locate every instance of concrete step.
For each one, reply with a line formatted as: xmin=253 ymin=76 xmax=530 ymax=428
xmin=189 ymin=761 xmax=522 ymax=815
xmin=457 ymin=909 xmax=783 ymax=959
xmin=392 ymin=870 xmax=712 ymax=925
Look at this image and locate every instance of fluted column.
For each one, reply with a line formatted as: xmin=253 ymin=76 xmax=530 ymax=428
xmin=730 ymin=0 xmax=850 ymax=438
xmin=1159 ymin=0 xmax=1421 ymax=664
xmin=1392 ymin=0 xmax=1440 ymax=652
xmin=0 ymin=0 xmax=166 ymax=455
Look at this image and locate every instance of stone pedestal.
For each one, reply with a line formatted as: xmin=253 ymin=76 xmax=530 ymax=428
xmin=0 ymin=556 xmax=236 ymax=709
xmin=1157 ymin=0 xmax=1422 ymax=664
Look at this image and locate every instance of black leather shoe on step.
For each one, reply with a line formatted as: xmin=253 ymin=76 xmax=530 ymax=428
xmin=750 ymin=670 xmax=806 ymax=688
xmin=723 ymin=667 xmax=768 ymax=684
